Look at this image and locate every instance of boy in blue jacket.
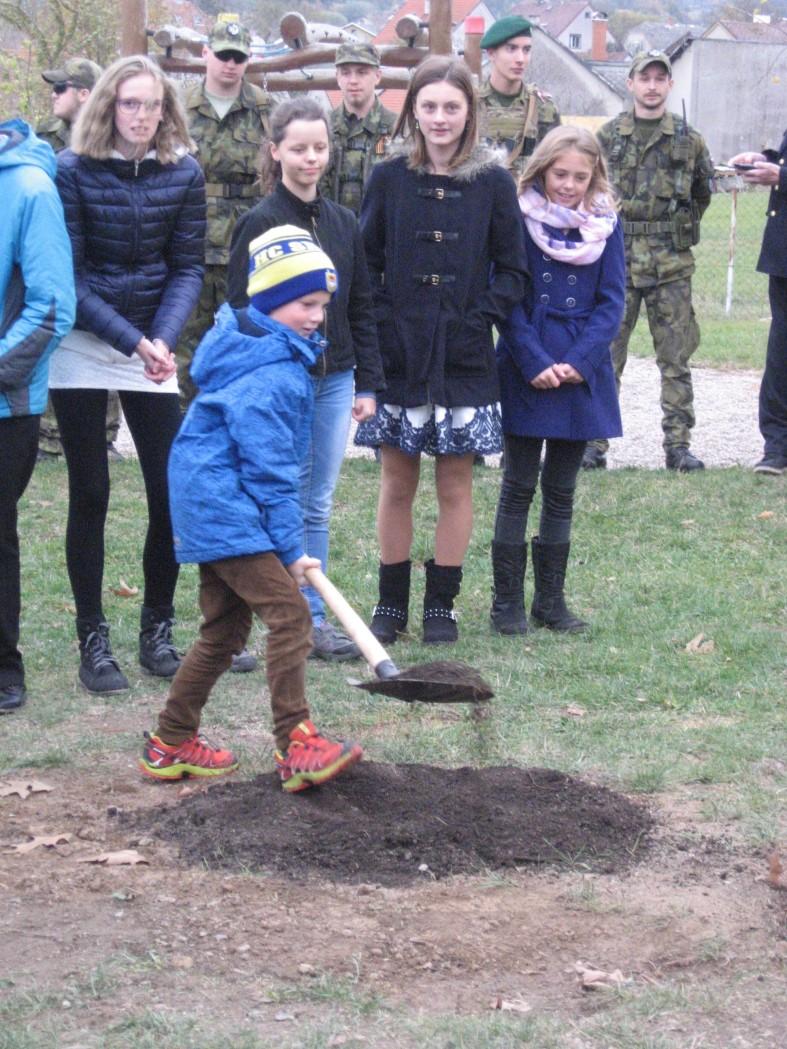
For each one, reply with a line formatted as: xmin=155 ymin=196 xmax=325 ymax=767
xmin=139 ymin=225 xmax=362 ymax=792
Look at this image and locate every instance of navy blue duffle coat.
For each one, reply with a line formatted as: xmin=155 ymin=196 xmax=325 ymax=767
xmin=497 ymin=218 xmax=625 ymax=440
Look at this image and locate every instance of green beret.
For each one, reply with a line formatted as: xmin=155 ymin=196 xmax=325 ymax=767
xmin=481 ymin=16 xmax=532 ymax=50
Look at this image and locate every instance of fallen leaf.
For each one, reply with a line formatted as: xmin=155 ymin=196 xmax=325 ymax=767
xmin=681 ymin=519 xmax=696 ymax=526
xmin=8 ymin=833 xmax=71 ymax=854
xmin=172 ymin=956 xmax=194 ymax=969
xmin=757 ymin=511 xmax=775 ymax=520
xmin=0 ymin=779 xmax=53 ymax=799
xmin=575 ymin=960 xmax=631 ymax=991
xmin=767 ymin=852 xmax=786 ymax=891
xmin=111 ymin=578 xmax=139 ymax=597
xmin=77 ymin=849 xmax=149 ymax=866
xmin=490 ymin=995 xmax=532 ymax=1014
xmin=274 ymin=1010 xmax=296 ymax=1022
xmin=685 ymin=633 xmax=715 ymax=655
xmin=564 ymin=704 xmax=586 ymax=718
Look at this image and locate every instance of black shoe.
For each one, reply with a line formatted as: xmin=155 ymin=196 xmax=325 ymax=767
xmin=230 ymin=648 xmax=258 ymax=673
xmin=581 ymin=445 xmax=607 ymax=470
xmin=78 ymin=621 xmax=129 ymax=693
xmin=665 ymin=446 xmax=704 ymax=472
xmin=36 ymin=449 xmax=61 ymax=462
xmin=107 ymin=443 xmax=125 ymax=463
xmin=309 ymin=621 xmax=361 ymax=662
xmin=423 ymin=559 xmax=462 ymax=645
xmin=753 ymin=454 xmax=787 ymax=475
xmin=529 ymin=538 xmax=588 ymax=634
xmin=0 ymin=684 xmax=27 ymax=714
xmin=490 ymin=541 xmax=527 ymax=636
xmin=139 ymin=606 xmax=181 ymax=678
xmin=370 ymin=560 xmax=411 ymax=645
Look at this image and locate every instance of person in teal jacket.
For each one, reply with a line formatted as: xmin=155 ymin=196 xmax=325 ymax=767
xmin=0 ymin=118 xmax=75 ymax=713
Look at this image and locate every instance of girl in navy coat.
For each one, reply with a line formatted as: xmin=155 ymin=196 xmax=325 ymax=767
xmin=492 ymin=126 xmax=624 ymax=635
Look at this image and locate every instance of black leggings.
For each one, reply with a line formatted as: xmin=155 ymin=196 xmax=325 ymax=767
xmin=494 ymin=435 xmax=586 ymax=547
xmin=51 ymin=389 xmax=182 ymax=621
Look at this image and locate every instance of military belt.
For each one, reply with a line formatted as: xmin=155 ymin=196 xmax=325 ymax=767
xmin=415 ymin=230 xmax=458 ymax=243
xmin=414 ymin=273 xmax=456 ymax=285
xmin=417 ymin=188 xmax=461 ymax=200
xmin=623 ymin=219 xmax=675 ymax=236
xmin=204 ymin=181 xmax=259 ymax=199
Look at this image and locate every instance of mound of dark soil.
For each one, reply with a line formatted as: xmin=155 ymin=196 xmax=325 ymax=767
xmin=137 ymin=763 xmax=652 ymax=886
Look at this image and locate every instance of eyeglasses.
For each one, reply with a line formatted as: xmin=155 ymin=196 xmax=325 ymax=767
xmin=52 ymin=82 xmax=76 ymax=95
xmin=213 ymin=50 xmax=248 ymax=64
xmin=115 ymin=97 xmax=164 ymax=114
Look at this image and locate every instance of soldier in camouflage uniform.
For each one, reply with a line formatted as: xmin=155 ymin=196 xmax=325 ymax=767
xmin=478 ymin=16 xmax=561 ymax=183
xmin=35 ymin=59 xmax=122 ymax=460
xmin=583 ymin=51 xmax=714 ymax=472
xmin=177 ymin=17 xmax=270 ymax=406
xmin=321 ymin=42 xmax=395 ymax=215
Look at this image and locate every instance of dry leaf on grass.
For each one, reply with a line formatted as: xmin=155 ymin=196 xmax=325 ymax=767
xmin=77 ymin=849 xmax=149 ymax=866
xmin=563 ymin=704 xmax=586 ymax=719
xmin=111 ymin=578 xmax=139 ymax=597
xmin=757 ymin=510 xmax=775 ymax=520
xmin=574 ymin=960 xmax=631 ymax=991
xmin=767 ymin=852 xmax=786 ymax=891
xmin=490 ymin=995 xmax=532 ymax=1014
xmin=8 ymin=833 xmax=71 ymax=854
xmin=685 ymin=632 xmax=715 ymax=655
xmin=0 ymin=779 xmax=53 ymax=799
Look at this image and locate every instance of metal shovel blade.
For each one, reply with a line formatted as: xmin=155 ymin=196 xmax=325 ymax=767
xmin=350 ymin=661 xmax=494 ymax=704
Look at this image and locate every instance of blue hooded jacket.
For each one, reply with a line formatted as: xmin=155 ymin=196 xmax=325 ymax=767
xmin=0 ymin=119 xmax=75 ymax=418
xmin=168 ymin=304 xmax=326 ymax=566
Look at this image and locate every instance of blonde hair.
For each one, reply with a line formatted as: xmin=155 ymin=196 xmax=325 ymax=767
xmin=394 ymin=56 xmax=478 ymax=172
xmin=71 ymin=55 xmax=192 ymax=165
xmin=518 ymin=125 xmax=617 ymax=210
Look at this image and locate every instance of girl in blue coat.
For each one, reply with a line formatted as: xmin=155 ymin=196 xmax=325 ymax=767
xmin=492 ymin=126 xmax=624 ymax=635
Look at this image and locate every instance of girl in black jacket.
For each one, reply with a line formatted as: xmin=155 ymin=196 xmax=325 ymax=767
xmin=50 ymin=55 xmax=205 ymax=693
xmin=228 ymin=98 xmax=384 ymax=662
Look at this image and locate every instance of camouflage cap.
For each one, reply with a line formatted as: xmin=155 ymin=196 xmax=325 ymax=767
xmin=335 ymin=42 xmax=381 ymax=67
xmin=42 ymin=57 xmax=102 ymax=90
xmin=480 ymin=16 xmax=532 ymax=50
xmin=628 ymin=49 xmax=672 ymax=78
xmin=208 ymin=18 xmax=252 ymax=56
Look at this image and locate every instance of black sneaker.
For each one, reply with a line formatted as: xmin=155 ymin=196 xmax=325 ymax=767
xmin=753 ymin=454 xmax=787 ymax=475
xmin=230 ymin=648 xmax=258 ymax=673
xmin=0 ymin=684 xmax=27 ymax=714
xmin=309 ymin=621 xmax=361 ymax=662
xmin=665 ymin=446 xmax=704 ymax=472
xmin=581 ymin=445 xmax=607 ymax=470
xmin=79 ymin=623 xmax=129 ymax=694
xmin=139 ymin=614 xmax=180 ymax=678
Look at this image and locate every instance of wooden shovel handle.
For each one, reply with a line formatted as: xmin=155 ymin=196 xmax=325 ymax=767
xmin=304 ymin=566 xmax=397 ymax=677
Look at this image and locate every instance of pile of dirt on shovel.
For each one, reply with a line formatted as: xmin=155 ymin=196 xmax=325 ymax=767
xmin=135 ymin=762 xmax=653 ymax=887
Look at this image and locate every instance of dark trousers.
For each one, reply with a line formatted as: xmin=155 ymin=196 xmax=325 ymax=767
xmin=157 ymin=553 xmax=313 ymax=753
xmin=51 ymin=389 xmax=182 ymax=621
xmin=761 ymin=277 xmax=787 ymax=457
xmin=494 ymin=435 xmax=586 ymax=547
xmin=0 ymin=415 xmax=40 ymax=687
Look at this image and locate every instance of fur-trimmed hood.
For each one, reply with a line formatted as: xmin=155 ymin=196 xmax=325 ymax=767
xmin=386 ymin=139 xmax=508 ymax=182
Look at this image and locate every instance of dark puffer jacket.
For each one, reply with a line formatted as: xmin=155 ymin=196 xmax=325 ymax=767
xmin=56 ymin=149 xmax=206 ymax=356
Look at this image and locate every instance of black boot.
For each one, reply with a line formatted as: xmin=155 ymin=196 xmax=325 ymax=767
xmin=77 ymin=618 xmax=129 ymax=694
xmin=139 ymin=605 xmax=181 ymax=678
xmin=422 ymin=559 xmax=462 ymax=645
xmin=529 ymin=538 xmax=588 ymax=633
xmin=370 ymin=560 xmax=411 ymax=644
xmin=490 ymin=541 xmax=528 ymax=635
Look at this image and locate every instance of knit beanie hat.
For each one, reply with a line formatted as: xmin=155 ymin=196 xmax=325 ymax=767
xmin=247 ymin=225 xmax=338 ymax=314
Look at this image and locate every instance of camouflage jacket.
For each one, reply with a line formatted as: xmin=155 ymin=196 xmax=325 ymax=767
xmin=35 ymin=116 xmax=69 ymax=153
xmin=183 ymin=79 xmax=271 ymax=265
xmin=478 ymin=79 xmax=561 ymax=182
xmin=321 ymin=98 xmax=396 ymax=214
xmin=598 ymin=110 xmax=714 ymax=287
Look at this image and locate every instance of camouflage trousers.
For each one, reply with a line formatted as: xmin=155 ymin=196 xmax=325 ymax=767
xmin=176 ymin=264 xmax=228 ymax=410
xmin=590 ymin=278 xmax=700 ymax=455
xmin=39 ymin=391 xmax=121 ymax=457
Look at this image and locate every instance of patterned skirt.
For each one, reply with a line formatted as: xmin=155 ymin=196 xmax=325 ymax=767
xmin=354 ymin=402 xmax=502 ymax=457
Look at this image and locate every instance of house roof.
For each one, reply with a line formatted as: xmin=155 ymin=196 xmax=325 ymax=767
xmin=516 ymin=2 xmax=591 ymax=40
xmin=624 ymin=21 xmax=698 ymax=53
xmin=374 ymin=0 xmax=484 ymax=45
xmin=704 ymin=19 xmax=787 ymax=43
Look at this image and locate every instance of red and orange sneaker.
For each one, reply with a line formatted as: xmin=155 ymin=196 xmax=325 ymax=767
xmin=139 ymin=732 xmax=239 ymax=781
xmin=274 ymin=720 xmax=362 ymax=793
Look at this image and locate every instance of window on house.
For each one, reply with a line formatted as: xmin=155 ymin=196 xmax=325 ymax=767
xmin=569 ymin=33 xmax=581 ymax=48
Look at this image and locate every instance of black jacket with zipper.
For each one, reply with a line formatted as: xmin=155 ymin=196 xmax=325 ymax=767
xmin=227 ymin=180 xmax=384 ymax=395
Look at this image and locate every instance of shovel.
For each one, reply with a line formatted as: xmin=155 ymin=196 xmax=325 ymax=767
xmin=305 ymin=567 xmax=493 ymax=704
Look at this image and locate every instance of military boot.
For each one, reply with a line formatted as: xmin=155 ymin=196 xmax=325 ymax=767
xmin=422 ymin=559 xmax=462 ymax=645
xmin=490 ymin=541 xmax=527 ymax=636
xmin=665 ymin=446 xmax=704 ymax=472
xmin=530 ymin=538 xmax=587 ymax=634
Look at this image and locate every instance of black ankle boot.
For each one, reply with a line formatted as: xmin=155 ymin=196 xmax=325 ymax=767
xmin=77 ymin=618 xmax=129 ymax=694
xmin=370 ymin=560 xmax=411 ymax=644
xmin=422 ymin=559 xmax=462 ymax=644
xmin=529 ymin=538 xmax=587 ymax=633
xmin=139 ymin=605 xmax=181 ymax=678
xmin=490 ymin=541 xmax=528 ymax=636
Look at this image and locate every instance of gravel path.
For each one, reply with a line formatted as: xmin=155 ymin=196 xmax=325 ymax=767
xmin=118 ymin=356 xmax=764 ymax=469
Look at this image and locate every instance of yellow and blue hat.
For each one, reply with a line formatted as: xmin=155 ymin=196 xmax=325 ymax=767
xmin=247 ymin=225 xmax=338 ymax=314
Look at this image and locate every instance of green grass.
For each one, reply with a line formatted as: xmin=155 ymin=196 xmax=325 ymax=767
xmin=629 ymin=189 xmax=771 ymax=370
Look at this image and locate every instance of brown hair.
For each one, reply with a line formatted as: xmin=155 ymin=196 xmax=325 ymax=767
xmin=259 ymin=96 xmax=331 ymax=196
xmin=518 ymin=125 xmax=617 ymax=210
xmin=393 ymin=56 xmax=478 ymax=172
xmin=70 ymin=54 xmax=192 ymax=165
